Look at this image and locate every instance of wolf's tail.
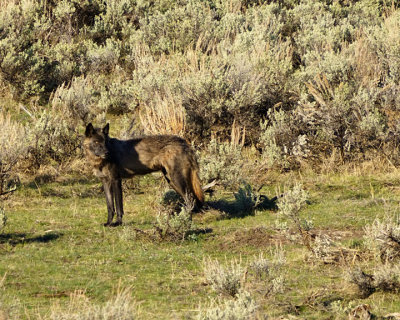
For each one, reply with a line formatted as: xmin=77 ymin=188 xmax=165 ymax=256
xmin=190 ymin=167 xmax=204 ymax=207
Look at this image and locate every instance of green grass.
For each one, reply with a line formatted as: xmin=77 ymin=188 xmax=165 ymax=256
xmin=1 ymin=169 xmax=400 ymax=319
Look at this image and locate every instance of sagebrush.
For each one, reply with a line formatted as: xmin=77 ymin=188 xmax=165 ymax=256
xmin=1 ymin=0 xmax=399 ymax=172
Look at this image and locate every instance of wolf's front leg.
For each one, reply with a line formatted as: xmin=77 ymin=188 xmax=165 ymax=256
xmin=103 ymin=179 xmax=115 ymax=226
xmin=113 ymin=179 xmax=124 ymax=226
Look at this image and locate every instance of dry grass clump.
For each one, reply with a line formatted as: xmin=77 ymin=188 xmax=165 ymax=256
xmin=275 ymin=184 xmax=363 ymax=265
xmin=203 ymin=257 xmax=245 ymax=297
xmin=348 ymin=264 xmax=400 ymax=298
xmin=0 ymin=273 xmax=5 ymax=318
xmin=310 ymin=234 xmax=361 ymax=265
xmin=120 ymin=191 xmax=202 ymax=243
xmin=48 ymin=288 xmax=138 ymax=320
xmin=0 ymin=273 xmax=21 ymax=320
xmin=51 ymin=76 xmax=101 ymax=124
xmin=27 ymin=108 xmax=81 ymax=170
xmin=346 ymin=210 xmax=400 ymax=299
xmin=364 ymin=214 xmax=400 ymax=263
xmin=373 ymin=264 xmax=400 ymax=293
xmin=260 ymin=108 xmax=309 ymax=169
xmin=197 ymin=290 xmax=258 ymax=320
xmin=0 ymin=112 xmax=29 ymax=194
xmin=248 ymin=253 xmax=270 ymax=280
xmin=139 ymin=87 xmax=186 ymax=136
xmin=200 ymin=248 xmax=287 ymax=318
xmin=248 ymin=249 xmax=286 ymax=296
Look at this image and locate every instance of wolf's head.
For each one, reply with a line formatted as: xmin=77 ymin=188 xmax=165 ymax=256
xmin=83 ymin=123 xmax=110 ymax=163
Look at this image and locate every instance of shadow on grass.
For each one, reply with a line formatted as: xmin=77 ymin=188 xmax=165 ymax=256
xmin=0 ymin=232 xmax=62 ymax=246
xmin=206 ymin=194 xmax=278 ymax=219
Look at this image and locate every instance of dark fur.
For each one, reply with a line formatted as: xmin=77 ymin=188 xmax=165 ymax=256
xmin=83 ymin=123 xmax=204 ymax=226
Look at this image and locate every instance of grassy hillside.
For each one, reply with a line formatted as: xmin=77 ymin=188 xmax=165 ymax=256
xmin=1 ymin=166 xmax=400 ymax=319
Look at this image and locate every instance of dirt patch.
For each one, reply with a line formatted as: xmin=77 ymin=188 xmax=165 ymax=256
xmin=219 ymin=227 xmax=286 ymax=251
xmin=314 ymin=228 xmax=365 ymax=242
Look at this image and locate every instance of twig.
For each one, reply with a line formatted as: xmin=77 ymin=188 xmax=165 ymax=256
xmin=19 ymin=104 xmax=34 ymax=119
xmin=0 ymin=186 xmax=16 ymax=196
xmin=202 ymin=179 xmax=218 ymax=192
xmin=0 ymin=272 xmax=6 ymax=287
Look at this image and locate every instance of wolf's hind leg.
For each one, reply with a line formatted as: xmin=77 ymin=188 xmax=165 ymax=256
xmin=170 ymin=168 xmax=197 ymax=206
xmin=163 ymin=164 xmax=195 ymax=209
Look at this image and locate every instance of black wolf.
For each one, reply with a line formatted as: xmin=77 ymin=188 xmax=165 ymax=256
xmin=83 ymin=123 xmax=204 ymax=226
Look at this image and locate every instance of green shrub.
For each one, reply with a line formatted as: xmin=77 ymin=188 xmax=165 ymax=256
xmin=198 ymin=139 xmax=244 ymax=189
xmin=128 ymin=2 xmax=294 ymax=142
xmin=277 ymin=184 xmax=308 ymax=222
xmin=52 ymin=76 xmax=99 ymax=123
xmin=248 ymin=253 xmax=270 ymax=280
xmin=276 ymin=184 xmax=311 ymax=247
xmin=97 ymin=77 xmax=135 ymax=116
xmin=91 ymin=0 xmax=137 ymax=41
xmin=232 ymin=183 xmax=260 ymax=217
xmin=155 ymin=205 xmax=194 ymax=241
xmin=86 ymin=38 xmax=122 ymax=73
xmin=0 ymin=1 xmax=59 ymax=101
xmin=260 ymin=108 xmax=309 ymax=169
xmin=132 ymin=1 xmax=216 ymax=55
xmin=367 ymin=10 xmax=400 ymax=86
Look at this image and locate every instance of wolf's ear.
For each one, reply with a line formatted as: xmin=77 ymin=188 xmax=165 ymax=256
xmin=85 ymin=123 xmax=95 ymax=137
xmin=103 ymin=123 xmax=110 ymax=136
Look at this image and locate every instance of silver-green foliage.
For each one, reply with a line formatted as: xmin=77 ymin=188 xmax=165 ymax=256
xmin=276 ymin=184 xmax=311 ymax=246
xmin=260 ymin=109 xmax=309 ymax=168
xmin=1 ymin=0 xmax=400 ymax=169
xmin=203 ymin=257 xmax=245 ymax=297
xmin=197 ymin=290 xmax=258 ymax=320
xmin=28 ymin=109 xmax=80 ymax=167
xmin=248 ymin=249 xmax=286 ymax=295
xmin=155 ymin=204 xmax=194 ymax=241
xmin=199 ymin=139 xmax=244 ymax=189
xmin=348 ymin=264 xmax=400 ymax=297
xmin=364 ymin=214 xmax=400 ymax=263
xmin=0 ymin=113 xmax=29 ymax=191
xmin=277 ymin=184 xmax=308 ymax=222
